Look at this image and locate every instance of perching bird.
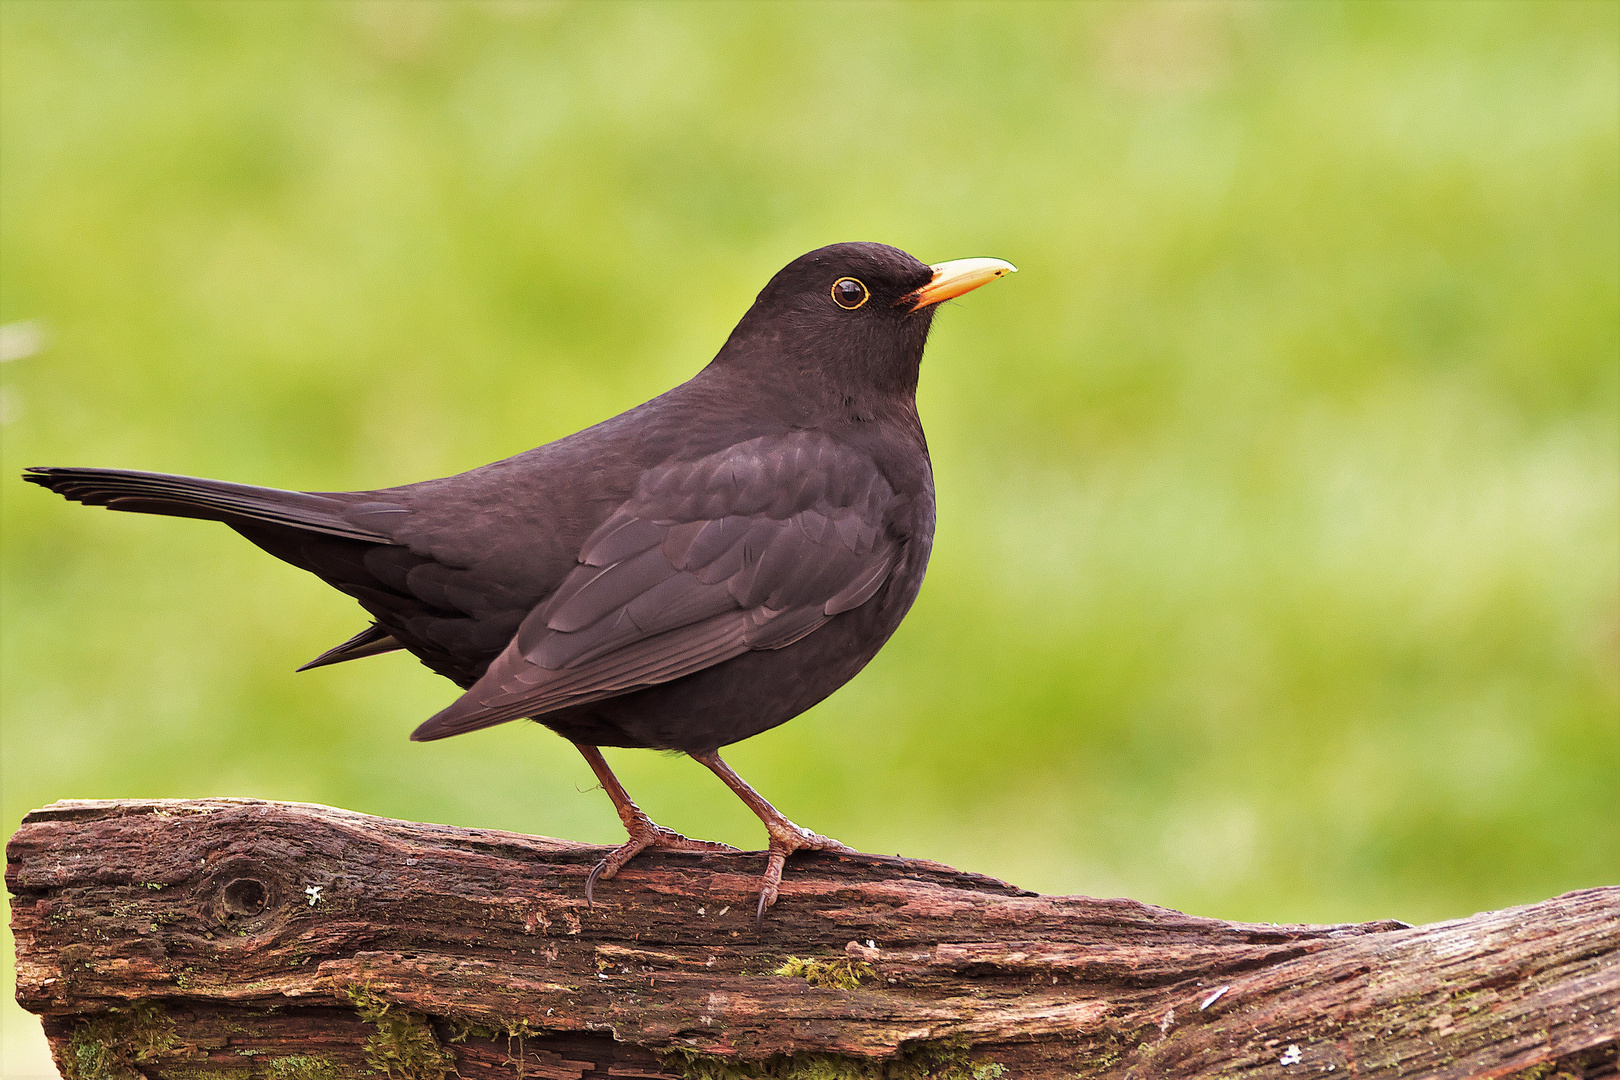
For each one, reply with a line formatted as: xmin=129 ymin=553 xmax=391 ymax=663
xmin=25 ymin=242 xmax=1015 ymax=917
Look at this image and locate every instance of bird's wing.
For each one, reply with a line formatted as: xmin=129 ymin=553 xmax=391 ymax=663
xmin=410 ymin=433 xmax=901 ymax=740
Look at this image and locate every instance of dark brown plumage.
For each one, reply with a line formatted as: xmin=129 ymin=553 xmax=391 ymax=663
xmin=25 ymin=241 xmax=1015 ymax=915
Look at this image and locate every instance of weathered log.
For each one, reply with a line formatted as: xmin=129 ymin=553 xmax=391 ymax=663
xmin=7 ymin=798 xmax=1616 ymax=1080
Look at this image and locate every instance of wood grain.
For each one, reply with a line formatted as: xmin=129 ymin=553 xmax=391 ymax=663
xmin=7 ymin=798 xmax=1616 ymax=1078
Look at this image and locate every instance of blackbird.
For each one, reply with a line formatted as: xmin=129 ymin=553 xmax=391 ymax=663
xmin=25 ymin=241 xmax=1016 ymax=916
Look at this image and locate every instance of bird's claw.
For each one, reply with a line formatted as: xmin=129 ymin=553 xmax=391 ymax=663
xmin=586 ymin=819 xmax=737 ymax=907
xmin=754 ymin=823 xmax=855 ymax=925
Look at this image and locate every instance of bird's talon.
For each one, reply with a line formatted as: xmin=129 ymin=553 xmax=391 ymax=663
xmin=586 ymin=815 xmax=736 ymax=905
xmin=585 ymin=857 xmax=612 ymax=907
xmin=751 ymin=846 xmax=795 ymax=925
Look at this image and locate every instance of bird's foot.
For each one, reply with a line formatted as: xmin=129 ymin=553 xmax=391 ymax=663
xmin=586 ymin=814 xmax=737 ymax=906
xmin=756 ymin=819 xmax=856 ymax=922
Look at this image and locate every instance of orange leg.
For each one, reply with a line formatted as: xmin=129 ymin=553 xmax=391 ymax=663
xmin=575 ymin=743 xmax=737 ymax=905
xmin=690 ymin=750 xmax=855 ymax=921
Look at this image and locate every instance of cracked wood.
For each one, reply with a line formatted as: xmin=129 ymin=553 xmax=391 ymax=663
xmin=7 ymin=798 xmax=1617 ymax=1078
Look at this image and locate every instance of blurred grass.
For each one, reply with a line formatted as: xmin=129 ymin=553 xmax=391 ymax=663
xmin=1 ymin=1 xmax=1617 ymax=1073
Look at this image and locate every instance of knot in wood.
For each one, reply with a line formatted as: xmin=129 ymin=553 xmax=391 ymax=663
xmin=214 ymin=874 xmax=272 ymax=923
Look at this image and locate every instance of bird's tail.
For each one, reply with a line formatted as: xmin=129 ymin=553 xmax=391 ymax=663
xmin=297 ymin=623 xmax=404 ymax=671
xmin=22 ymin=466 xmax=395 ymax=543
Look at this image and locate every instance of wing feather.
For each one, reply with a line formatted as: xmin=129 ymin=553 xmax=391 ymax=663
xmin=410 ymin=433 xmax=905 ymax=742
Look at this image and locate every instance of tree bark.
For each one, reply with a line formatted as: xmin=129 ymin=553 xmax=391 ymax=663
xmin=7 ymin=798 xmax=1616 ymax=1080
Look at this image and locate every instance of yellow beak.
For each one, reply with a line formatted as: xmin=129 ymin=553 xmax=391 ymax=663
xmin=905 ymin=257 xmax=1018 ymax=311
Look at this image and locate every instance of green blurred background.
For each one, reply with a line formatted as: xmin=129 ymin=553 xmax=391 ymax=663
xmin=2 ymin=1 xmax=1616 ymax=1073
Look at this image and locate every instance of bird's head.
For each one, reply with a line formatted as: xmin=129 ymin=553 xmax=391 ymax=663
xmin=715 ymin=242 xmax=1016 ymax=399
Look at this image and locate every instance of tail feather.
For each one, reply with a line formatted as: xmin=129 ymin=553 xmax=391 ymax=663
xmin=297 ymin=623 xmax=404 ymax=671
xmin=23 ymin=466 xmax=396 ymax=543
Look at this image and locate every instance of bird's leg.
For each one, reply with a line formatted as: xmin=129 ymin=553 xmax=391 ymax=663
xmin=689 ymin=750 xmax=856 ymax=920
xmin=574 ymin=743 xmax=737 ymax=905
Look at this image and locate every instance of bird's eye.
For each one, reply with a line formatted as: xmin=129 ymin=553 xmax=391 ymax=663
xmin=831 ymin=278 xmax=869 ymax=310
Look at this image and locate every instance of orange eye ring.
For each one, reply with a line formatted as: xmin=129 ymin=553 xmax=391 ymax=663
xmin=831 ymin=277 xmax=869 ymax=310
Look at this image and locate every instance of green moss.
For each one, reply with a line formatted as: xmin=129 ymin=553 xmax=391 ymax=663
xmin=667 ymin=1043 xmax=1005 ymax=1080
xmin=443 ymin=1016 xmax=543 ymax=1045
xmin=347 ymin=987 xmax=455 ymax=1080
xmin=62 ymin=1003 xmax=179 ymax=1080
xmin=445 ymin=1018 xmax=498 ymax=1044
xmin=1075 ymin=1046 xmax=1122 ymax=1073
xmin=773 ymin=957 xmax=877 ymax=991
xmin=1504 ymin=1066 xmax=1558 ymax=1080
xmin=267 ymin=1055 xmax=345 ymax=1080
